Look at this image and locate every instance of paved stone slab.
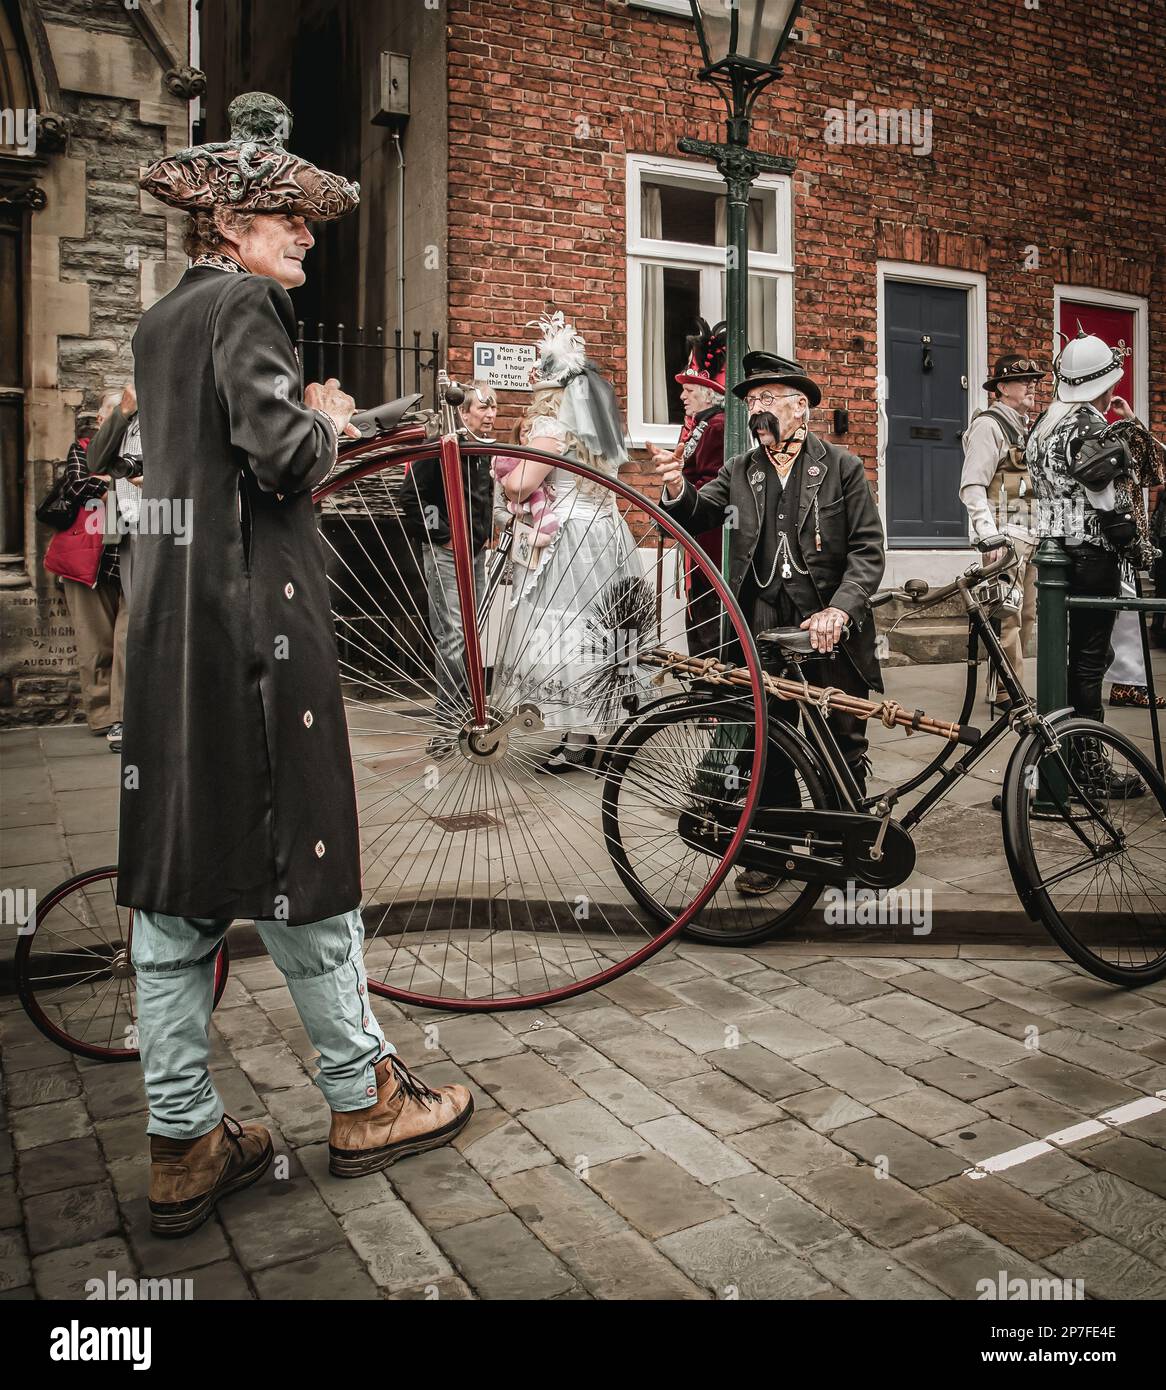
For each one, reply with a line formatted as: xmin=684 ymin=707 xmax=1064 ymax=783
xmin=906 ymin=1057 xmax=1013 ymax=1102
xmin=458 ymin=1115 xmax=557 ymax=1180
xmin=707 ymin=1043 xmax=818 ymax=1102
xmin=656 ymin=1213 xmax=831 ymax=1299
xmin=788 ymin=1166 xmax=956 ymax=1248
xmin=294 ymin=1143 xmax=392 ymax=1216
xmin=586 ymin=1027 xmax=711 ymax=1088
xmin=1044 ymin=976 xmax=1156 ymax=1018
xmin=779 ymin=1087 xmax=875 ymax=1133
xmin=894 ymin=971 xmax=992 ymax=1014
xmin=387 ymin=1276 xmax=475 ymax=1300
xmin=797 ymin=1046 xmax=917 ymax=1104
xmin=31 ymin=1236 xmax=135 ymax=1299
xmin=644 ymin=1006 xmax=739 ymax=1055
xmin=670 ymin=975 xmax=775 ymax=1020
xmin=466 ymin=1052 xmax=584 ymax=1112
xmin=519 ymin=1026 xmax=612 ymax=1078
xmin=561 ymin=1005 xmax=645 ymax=1045
xmin=941 ymin=1025 xmax=1033 ymax=1069
xmin=897 ymin=1223 xmax=1056 ymax=1299
xmin=1043 ymin=1236 xmax=1166 ymax=1300
xmin=572 ymin=1068 xmax=678 ymax=1125
xmin=492 ymin=1163 xmax=627 ymax=1251
xmin=1035 ymin=1028 xmax=1152 ymax=1080
xmin=210 ymin=1006 xmax=284 ymax=1051
xmin=807 ymin=1233 xmax=947 ymax=1299
xmin=1079 ymin=1134 xmax=1166 ymax=1200
xmin=728 ymin=1119 xmax=855 ymax=1180
xmin=595 ymin=974 xmax=685 ymax=1015
xmin=24 ymin=1181 xmax=119 ymax=1255
xmin=858 ymin=994 xmax=967 ymax=1041
xmin=923 ymin=1174 xmax=1092 ymax=1261
xmin=218 ymin=1171 xmax=348 ymax=1272
xmin=758 ymin=986 xmax=862 ymax=1030
xmin=14 ymin=1135 xmax=106 ymax=1197
xmin=119 ymin=1194 xmax=231 ymax=1276
xmin=558 ymin=1229 xmax=706 ymax=1299
xmin=658 ymin=1071 xmax=783 ymax=1135
xmin=972 ymin=973 xmax=1074 ymax=1016
xmin=998 ymin=1055 xmax=1142 ymax=1112
xmin=831 ymin=1117 xmax=966 ymax=1189
xmin=636 ymin=1114 xmax=754 ymax=1183
xmin=5 ymin=1064 xmax=81 ymax=1110
xmin=252 ymin=1245 xmax=381 ymax=1299
xmin=435 ymin=1213 xmax=576 ymax=1299
xmin=422 ymin=1015 xmax=523 ymax=1064
xmin=833 ymin=1017 xmax=941 ymax=1068
xmin=10 ymin=1098 xmax=91 ymax=1151
xmin=522 ymin=1098 xmax=647 ymax=1168
xmin=741 ymin=1010 xmax=839 ymax=1060
xmin=342 ymin=1198 xmax=456 ymax=1292
xmin=713 ymin=1172 xmax=848 ymax=1252
xmin=975 ymin=1087 xmax=1090 ymax=1138
xmin=963 ymin=999 xmax=1061 ymax=1040
xmin=673 ymin=946 xmax=770 ymax=979
xmin=180 ymin=1260 xmax=255 ymax=1300
xmin=0 ymin=1230 xmax=30 ymax=1293
xmin=233 ymin=1042 xmax=311 ymax=1093
xmin=586 ymin=1151 xmax=730 ymax=1239
xmin=1 ymin=1039 xmax=71 ymax=1074
xmin=75 ymin=1063 xmax=146 ymax=1122
xmin=871 ymin=1086 xmax=986 ymax=1138
xmin=264 ymin=1083 xmax=332 ymax=1149
xmin=935 ymin=1120 xmax=1092 ymax=1196
xmin=788 ymin=960 xmax=895 ymax=1003
xmin=387 ymin=1145 xmax=508 ymax=1231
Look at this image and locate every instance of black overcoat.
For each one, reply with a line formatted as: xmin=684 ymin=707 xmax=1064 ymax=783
xmin=662 ymin=431 xmax=887 ymax=690
xmin=116 ymin=266 xmax=361 ymax=923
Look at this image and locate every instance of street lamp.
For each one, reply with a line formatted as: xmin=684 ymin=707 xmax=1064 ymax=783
xmin=680 ymin=0 xmax=801 ymax=473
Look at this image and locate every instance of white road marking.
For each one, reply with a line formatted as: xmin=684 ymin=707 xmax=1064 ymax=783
xmin=962 ymin=1089 xmax=1166 ymax=1180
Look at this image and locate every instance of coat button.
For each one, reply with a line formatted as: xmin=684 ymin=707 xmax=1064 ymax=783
xmin=362 ymin=1016 xmax=370 ymax=1028
xmin=284 ymin=582 xmax=294 ymax=599
xmin=303 ymin=710 xmax=313 ymax=728
xmin=358 ymin=984 xmax=365 ymax=996
xmin=314 ymin=840 xmax=326 ymax=857
xmin=366 ymin=1084 xmax=376 ymax=1096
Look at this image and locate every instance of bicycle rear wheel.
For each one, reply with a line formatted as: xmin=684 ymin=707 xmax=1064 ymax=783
xmin=314 ymin=443 xmax=767 ymax=1009
xmin=13 ymin=867 xmax=231 ymax=1062
xmin=1005 ymin=719 xmax=1166 ymax=986
xmin=602 ymin=694 xmax=828 ymax=945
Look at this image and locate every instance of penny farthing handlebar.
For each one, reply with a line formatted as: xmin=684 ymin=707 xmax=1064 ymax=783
xmin=316 ymin=421 xmax=768 ymax=1011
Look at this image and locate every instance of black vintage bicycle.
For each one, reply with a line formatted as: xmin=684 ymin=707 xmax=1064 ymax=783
xmin=602 ymin=540 xmax=1166 ymax=988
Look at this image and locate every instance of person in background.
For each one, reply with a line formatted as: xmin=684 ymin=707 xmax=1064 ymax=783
xmin=56 ymin=387 xmax=134 ymax=750
xmin=959 ymin=354 xmax=1045 ymax=711
xmin=399 ymin=380 xmax=497 ymax=748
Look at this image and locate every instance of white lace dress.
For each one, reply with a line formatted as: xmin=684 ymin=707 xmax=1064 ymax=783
xmin=493 ymin=415 xmax=645 ymax=733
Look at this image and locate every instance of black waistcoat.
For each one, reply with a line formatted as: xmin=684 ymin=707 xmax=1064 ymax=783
xmin=749 ymin=450 xmax=818 ymax=617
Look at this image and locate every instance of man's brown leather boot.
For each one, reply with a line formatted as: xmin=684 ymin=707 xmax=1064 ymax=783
xmin=328 ymin=1054 xmax=474 ymax=1177
xmin=149 ymin=1114 xmax=273 ymax=1238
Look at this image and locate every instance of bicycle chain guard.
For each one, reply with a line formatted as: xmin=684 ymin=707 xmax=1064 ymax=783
xmin=677 ymin=806 xmax=917 ymax=890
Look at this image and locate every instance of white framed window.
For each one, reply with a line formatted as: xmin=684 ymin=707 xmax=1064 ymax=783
xmin=626 ymin=153 xmax=794 ymax=449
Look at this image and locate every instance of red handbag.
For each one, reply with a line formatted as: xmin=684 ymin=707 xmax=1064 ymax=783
xmin=44 ymin=504 xmax=105 ymax=587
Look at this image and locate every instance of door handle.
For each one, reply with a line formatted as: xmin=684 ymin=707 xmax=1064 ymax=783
xmin=961 ymin=375 xmax=968 ymax=389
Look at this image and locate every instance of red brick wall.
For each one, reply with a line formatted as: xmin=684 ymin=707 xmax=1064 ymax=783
xmin=446 ymin=0 xmax=1166 ymax=498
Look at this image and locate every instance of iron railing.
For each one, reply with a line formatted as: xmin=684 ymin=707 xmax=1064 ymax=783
xmin=295 ymin=322 xmax=442 ymax=412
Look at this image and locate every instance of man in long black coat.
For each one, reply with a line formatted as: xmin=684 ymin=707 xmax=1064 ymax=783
xmin=656 ymin=351 xmax=886 ymax=893
xmin=121 ymin=93 xmax=472 ymax=1239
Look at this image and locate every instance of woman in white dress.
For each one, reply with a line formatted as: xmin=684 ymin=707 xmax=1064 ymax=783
xmin=493 ymin=312 xmax=650 ymax=773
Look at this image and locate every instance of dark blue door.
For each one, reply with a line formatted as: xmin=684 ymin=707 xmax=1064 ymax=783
xmin=885 ymin=280 xmax=969 ymax=546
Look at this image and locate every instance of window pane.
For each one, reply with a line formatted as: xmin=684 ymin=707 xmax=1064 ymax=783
xmin=713 ymin=194 xmax=776 ymax=254
xmin=718 ymin=272 xmax=781 ymax=354
xmin=643 ymin=264 xmax=701 ymax=424
xmin=643 ymin=179 xmax=718 ymax=246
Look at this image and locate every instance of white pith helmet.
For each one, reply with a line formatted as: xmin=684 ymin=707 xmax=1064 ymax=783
xmin=1054 ymin=330 xmax=1128 ymax=403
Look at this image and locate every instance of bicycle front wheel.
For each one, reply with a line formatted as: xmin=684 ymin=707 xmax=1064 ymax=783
xmin=13 ymin=867 xmax=231 ymax=1062
xmin=314 ymin=443 xmax=768 ymax=1009
xmin=1005 ymin=719 xmax=1166 ymax=985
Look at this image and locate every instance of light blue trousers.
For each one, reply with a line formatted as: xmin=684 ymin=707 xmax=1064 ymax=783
xmin=131 ymin=907 xmax=394 ymax=1140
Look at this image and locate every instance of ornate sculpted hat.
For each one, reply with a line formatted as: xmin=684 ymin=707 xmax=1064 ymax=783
xmin=1054 ymin=330 xmax=1128 ymax=404
xmin=139 ymin=92 xmax=360 ymax=221
xmin=675 ymin=319 xmax=728 ymax=392
xmin=983 ymin=353 xmax=1046 ymax=392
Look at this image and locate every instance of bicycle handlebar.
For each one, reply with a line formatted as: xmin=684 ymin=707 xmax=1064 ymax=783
xmin=868 ymin=538 xmax=1018 ymax=612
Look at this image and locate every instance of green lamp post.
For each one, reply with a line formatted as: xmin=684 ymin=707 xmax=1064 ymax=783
xmin=679 ymin=0 xmax=802 ymax=485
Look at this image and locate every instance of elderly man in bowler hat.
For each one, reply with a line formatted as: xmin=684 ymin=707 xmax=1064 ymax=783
xmin=120 ymin=93 xmax=473 ymax=1238
xmin=656 ymin=351 xmax=886 ymax=895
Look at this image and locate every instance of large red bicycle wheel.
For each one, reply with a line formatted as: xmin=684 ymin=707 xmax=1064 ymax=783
xmin=314 ymin=438 xmax=767 ymax=1010
xmin=13 ymin=867 xmax=230 ymax=1062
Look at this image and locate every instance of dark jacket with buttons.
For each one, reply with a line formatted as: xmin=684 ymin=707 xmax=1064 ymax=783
xmin=662 ymin=430 xmax=887 ymax=690
xmin=117 ymin=266 xmax=360 ymax=923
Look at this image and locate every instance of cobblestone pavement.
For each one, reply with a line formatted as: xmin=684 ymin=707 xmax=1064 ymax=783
xmin=3 ymin=936 xmax=1165 ymax=1301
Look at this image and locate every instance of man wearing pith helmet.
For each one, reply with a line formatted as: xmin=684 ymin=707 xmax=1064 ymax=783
xmin=122 ymin=92 xmax=473 ymax=1239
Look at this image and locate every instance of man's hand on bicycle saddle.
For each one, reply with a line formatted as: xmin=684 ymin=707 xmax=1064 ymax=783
xmin=305 ymin=377 xmax=361 ymax=439
xmin=800 ymin=606 xmax=850 ymax=653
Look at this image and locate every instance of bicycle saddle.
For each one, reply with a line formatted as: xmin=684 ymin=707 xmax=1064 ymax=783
xmin=349 ymin=393 xmax=424 ymax=438
xmin=756 ymin=624 xmax=851 ymax=656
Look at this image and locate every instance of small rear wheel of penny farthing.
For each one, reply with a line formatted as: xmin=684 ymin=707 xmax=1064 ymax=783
xmin=315 ymin=438 xmax=768 ymax=1010
xmin=12 ymin=867 xmax=231 ymax=1062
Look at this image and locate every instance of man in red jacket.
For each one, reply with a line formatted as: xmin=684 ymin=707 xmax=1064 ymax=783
xmin=651 ymin=320 xmax=727 ymax=657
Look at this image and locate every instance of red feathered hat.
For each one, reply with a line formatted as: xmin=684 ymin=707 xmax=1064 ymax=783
xmin=675 ymin=319 xmax=727 ymax=392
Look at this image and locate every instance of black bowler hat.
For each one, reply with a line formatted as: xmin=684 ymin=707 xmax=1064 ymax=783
xmin=983 ymin=353 xmax=1046 ymax=393
xmin=732 ymin=350 xmax=822 ymax=408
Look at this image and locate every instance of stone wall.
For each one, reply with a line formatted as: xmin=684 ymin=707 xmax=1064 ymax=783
xmin=0 ymin=0 xmax=191 ymax=726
